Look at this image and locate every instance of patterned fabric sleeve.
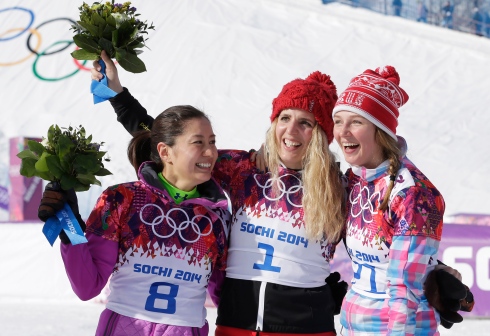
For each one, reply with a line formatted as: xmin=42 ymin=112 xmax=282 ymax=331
xmin=212 ymin=149 xmax=254 ymax=191
xmin=385 ymin=186 xmax=443 ymax=335
xmin=386 ymin=235 xmax=439 ymax=335
xmin=85 ymin=187 xmax=125 ymax=242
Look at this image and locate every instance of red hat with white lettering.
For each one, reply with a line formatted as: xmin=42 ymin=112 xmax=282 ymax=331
xmin=271 ymin=71 xmax=338 ymax=144
xmin=332 ymin=66 xmax=409 ymax=140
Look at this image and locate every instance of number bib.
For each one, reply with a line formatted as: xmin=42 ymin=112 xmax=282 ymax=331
xmin=106 ymin=253 xmax=209 ymax=327
xmin=226 ymin=206 xmax=332 ymax=288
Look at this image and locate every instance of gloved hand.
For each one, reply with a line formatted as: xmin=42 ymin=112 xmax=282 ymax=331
xmin=424 ymin=269 xmax=475 ymax=329
xmin=38 ymin=182 xmax=85 ymax=244
xmin=326 ymin=271 xmax=348 ymax=315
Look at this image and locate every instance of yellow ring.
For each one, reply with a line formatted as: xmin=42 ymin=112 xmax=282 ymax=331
xmin=0 ymin=28 xmax=42 ymax=66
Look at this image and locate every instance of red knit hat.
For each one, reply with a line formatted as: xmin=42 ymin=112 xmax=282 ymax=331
xmin=332 ymin=66 xmax=409 ymax=140
xmin=271 ymin=71 xmax=338 ymax=144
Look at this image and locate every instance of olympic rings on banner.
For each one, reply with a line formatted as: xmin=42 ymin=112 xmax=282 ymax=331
xmin=26 ymin=17 xmax=76 ymax=56
xmin=0 ymin=7 xmax=34 ymax=41
xmin=33 ymin=40 xmax=88 ymax=81
xmin=0 ymin=6 xmax=91 ymax=81
xmin=0 ymin=28 xmax=41 ymax=66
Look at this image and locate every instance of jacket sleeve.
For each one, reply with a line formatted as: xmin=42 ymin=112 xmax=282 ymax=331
xmin=386 ymin=235 xmax=439 ymax=335
xmin=385 ymin=186 xmax=443 ymax=335
xmin=207 ymin=268 xmax=226 ymax=307
xmin=109 ymin=87 xmax=155 ymax=134
xmin=212 ymin=149 xmax=255 ymax=191
xmin=61 ymin=232 xmax=118 ymax=301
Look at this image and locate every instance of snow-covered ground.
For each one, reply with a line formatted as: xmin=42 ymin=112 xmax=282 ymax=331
xmin=1 ymin=301 xmax=490 ymax=335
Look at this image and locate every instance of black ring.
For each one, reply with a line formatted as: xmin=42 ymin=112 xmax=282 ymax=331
xmin=26 ymin=17 xmax=76 ymax=56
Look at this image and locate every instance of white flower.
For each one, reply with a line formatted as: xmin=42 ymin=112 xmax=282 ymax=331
xmin=41 ymin=137 xmax=50 ymax=147
xmin=111 ymin=13 xmax=130 ymax=28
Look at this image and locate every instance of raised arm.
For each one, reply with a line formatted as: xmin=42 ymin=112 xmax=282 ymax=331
xmin=92 ymin=50 xmax=154 ymax=134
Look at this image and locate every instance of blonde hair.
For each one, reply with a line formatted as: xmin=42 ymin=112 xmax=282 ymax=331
xmin=376 ymin=129 xmax=402 ymax=211
xmin=265 ymin=120 xmax=345 ymax=243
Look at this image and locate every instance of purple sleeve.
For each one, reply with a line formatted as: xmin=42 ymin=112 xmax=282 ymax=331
xmin=61 ymin=231 xmax=118 ymax=301
xmin=207 ymin=268 xmax=226 ymax=307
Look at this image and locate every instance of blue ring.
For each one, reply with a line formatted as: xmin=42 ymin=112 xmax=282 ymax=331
xmin=0 ymin=7 xmax=34 ymax=41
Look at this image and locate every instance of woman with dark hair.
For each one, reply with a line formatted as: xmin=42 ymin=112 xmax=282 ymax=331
xmin=89 ymin=50 xmax=347 ymax=335
xmin=38 ymin=105 xmax=230 ymax=335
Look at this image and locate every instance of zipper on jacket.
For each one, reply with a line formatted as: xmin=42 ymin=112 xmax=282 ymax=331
xmin=103 ymin=311 xmax=118 ymax=336
xmin=256 ymin=281 xmax=266 ymax=331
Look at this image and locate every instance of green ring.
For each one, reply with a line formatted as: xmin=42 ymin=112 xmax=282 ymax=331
xmin=32 ymin=40 xmax=87 ymax=81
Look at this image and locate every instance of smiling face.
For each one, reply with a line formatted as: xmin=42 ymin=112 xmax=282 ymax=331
xmin=333 ymin=111 xmax=385 ymax=169
xmin=275 ymin=108 xmax=316 ymax=170
xmin=159 ymin=117 xmax=217 ymax=191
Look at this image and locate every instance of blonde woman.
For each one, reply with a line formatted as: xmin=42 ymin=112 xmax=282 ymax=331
xmin=92 ymin=50 xmax=347 ymax=335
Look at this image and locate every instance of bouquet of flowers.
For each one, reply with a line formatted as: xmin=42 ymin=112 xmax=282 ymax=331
xmin=17 ymin=125 xmax=111 ymax=245
xmin=17 ymin=125 xmax=112 ymax=192
xmin=70 ymin=1 xmax=154 ymax=73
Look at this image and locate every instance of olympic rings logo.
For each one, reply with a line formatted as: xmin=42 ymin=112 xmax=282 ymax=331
xmin=0 ymin=7 xmax=90 ymax=81
xmin=254 ymin=172 xmax=303 ymax=207
xmin=349 ymin=182 xmax=381 ymax=223
xmin=140 ymin=203 xmax=215 ymax=244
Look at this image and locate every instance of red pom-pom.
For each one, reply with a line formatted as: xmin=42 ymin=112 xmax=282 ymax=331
xmin=375 ymin=65 xmax=400 ymax=85
xmin=307 ymin=71 xmax=337 ymax=95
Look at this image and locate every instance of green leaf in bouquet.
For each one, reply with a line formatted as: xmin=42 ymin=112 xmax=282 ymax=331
xmin=73 ymin=34 xmax=100 ymax=53
xmin=71 ymin=48 xmax=99 ymax=61
xmin=60 ymin=174 xmax=78 ymax=191
xmin=95 ymin=151 xmax=107 ymax=160
xmin=38 ymin=171 xmax=55 ymax=182
xmin=102 ymin=24 xmax=115 ymax=41
xmin=117 ymin=20 xmax=135 ymax=47
xmin=45 ymin=155 xmax=64 ymax=180
xmin=111 ymin=28 xmax=119 ymax=48
xmin=19 ymin=157 xmax=38 ymax=177
xmin=92 ymin=11 xmax=106 ymax=27
xmin=34 ymin=152 xmax=51 ymax=172
xmin=106 ymin=14 xmax=117 ymax=28
xmin=77 ymin=21 xmax=99 ymax=37
xmin=47 ymin=125 xmax=60 ymax=145
xmin=57 ymin=134 xmax=76 ymax=159
xmin=98 ymin=37 xmax=114 ymax=57
xmin=26 ymin=140 xmax=46 ymax=156
xmin=128 ymin=36 xmax=145 ymax=48
xmin=17 ymin=149 xmax=38 ymax=160
xmin=59 ymin=154 xmax=71 ymax=172
xmin=74 ymin=183 xmax=91 ymax=192
xmin=95 ymin=167 xmax=112 ymax=176
xmin=78 ymin=126 xmax=86 ymax=138
xmin=73 ymin=154 xmax=99 ymax=173
xmin=77 ymin=173 xmax=96 ymax=185
xmin=116 ymin=49 xmax=146 ymax=73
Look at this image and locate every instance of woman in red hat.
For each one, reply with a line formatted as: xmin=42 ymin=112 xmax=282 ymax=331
xmin=332 ymin=66 xmax=444 ymax=335
xmin=64 ymin=51 xmax=347 ymax=335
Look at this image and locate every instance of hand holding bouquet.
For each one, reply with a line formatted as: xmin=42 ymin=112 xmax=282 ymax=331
xmin=71 ymin=1 xmax=154 ymax=73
